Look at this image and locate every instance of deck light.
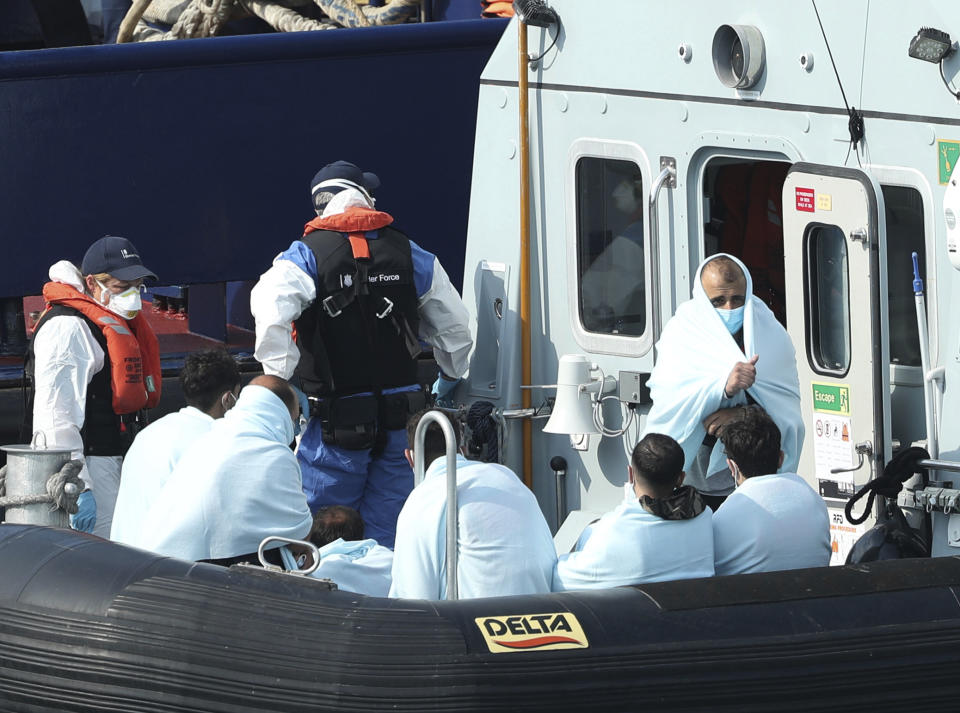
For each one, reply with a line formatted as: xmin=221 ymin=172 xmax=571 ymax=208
xmin=513 ymin=0 xmax=558 ymax=29
xmin=909 ymin=27 xmax=954 ymax=63
xmin=712 ymin=24 xmax=766 ymax=90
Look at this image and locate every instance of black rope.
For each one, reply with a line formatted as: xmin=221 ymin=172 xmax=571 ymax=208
xmin=812 ymin=0 xmax=864 ymax=166
xmin=466 ymin=400 xmax=499 ymax=464
xmin=845 ymin=446 xmax=929 ymax=525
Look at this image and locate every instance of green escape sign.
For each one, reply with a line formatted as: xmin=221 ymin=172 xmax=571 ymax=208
xmin=812 ymin=383 xmax=850 ymax=416
xmin=939 ymin=140 xmax=960 ymax=184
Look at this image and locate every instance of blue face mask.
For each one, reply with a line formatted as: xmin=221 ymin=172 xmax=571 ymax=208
xmin=717 ymin=305 xmax=745 ymax=334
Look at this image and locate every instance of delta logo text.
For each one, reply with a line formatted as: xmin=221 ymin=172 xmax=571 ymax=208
xmin=475 ymin=612 xmax=589 ymax=653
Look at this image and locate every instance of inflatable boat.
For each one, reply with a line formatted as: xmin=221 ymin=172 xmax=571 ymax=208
xmin=2 ymin=523 xmax=960 ymax=712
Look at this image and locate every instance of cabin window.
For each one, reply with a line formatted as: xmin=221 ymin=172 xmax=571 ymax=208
xmin=806 ymin=225 xmax=851 ymax=375
xmin=575 ymin=157 xmax=646 ymax=336
xmin=882 ymin=185 xmax=926 ymax=367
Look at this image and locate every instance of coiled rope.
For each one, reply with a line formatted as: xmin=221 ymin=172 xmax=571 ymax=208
xmin=0 ymin=460 xmax=84 ymax=514
xmin=466 ymin=400 xmax=499 ymax=464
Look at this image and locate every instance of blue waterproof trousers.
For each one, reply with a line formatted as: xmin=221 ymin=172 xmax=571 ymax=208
xmin=297 ymin=421 xmax=413 ymax=549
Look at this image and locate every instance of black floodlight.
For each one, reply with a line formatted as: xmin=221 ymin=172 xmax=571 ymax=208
xmin=908 ymin=27 xmax=954 ymax=63
xmin=513 ymin=0 xmax=558 ymax=28
xmin=712 ymin=24 xmax=766 ymax=90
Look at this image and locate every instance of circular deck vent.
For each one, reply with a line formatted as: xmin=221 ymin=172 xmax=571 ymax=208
xmin=712 ymin=24 xmax=766 ymax=89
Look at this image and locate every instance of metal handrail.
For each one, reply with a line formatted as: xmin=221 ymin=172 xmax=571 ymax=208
xmin=413 ymin=410 xmax=459 ymax=600
xmin=917 ymin=458 xmax=960 ymax=474
xmin=648 ymin=164 xmax=676 ymax=353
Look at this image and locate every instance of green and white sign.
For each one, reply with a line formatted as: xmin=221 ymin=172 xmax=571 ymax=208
xmin=812 ymin=382 xmax=850 ymax=416
xmin=939 ymin=140 xmax=960 ymax=185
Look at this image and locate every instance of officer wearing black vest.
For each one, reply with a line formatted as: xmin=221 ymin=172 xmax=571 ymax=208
xmin=251 ymin=161 xmax=472 ymax=548
xmin=29 ymin=237 xmax=161 ymax=537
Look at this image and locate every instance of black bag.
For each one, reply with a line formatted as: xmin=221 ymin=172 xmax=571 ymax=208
xmin=319 ymin=395 xmax=379 ymax=450
xmin=846 ymin=502 xmax=929 ymax=564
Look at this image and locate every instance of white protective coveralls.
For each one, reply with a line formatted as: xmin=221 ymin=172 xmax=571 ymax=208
xmin=552 ymin=499 xmax=715 ymax=591
xmin=138 ymin=385 xmax=312 ymax=561
xmin=250 ymin=187 xmax=473 ymax=547
xmin=250 ymin=188 xmax=472 ymax=385
xmin=389 ymin=454 xmax=557 ymax=600
xmin=110 ymin=406 xmax=214 ymax=546
xmin=713 ymin=472 xmax=831 ymax=575
xmin=281 ymin=537 xmax=394 ymax=597
xmin=32 ymin=261 xmax=121 ymax=538
xmin=642 ymin=253 xmax=804 ymax=496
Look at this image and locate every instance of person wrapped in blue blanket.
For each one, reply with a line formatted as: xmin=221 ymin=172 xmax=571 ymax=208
xmin=642 ymin=253 xmax=804 ymax=510
xmin=553 ymin=433 xmax=714 ymax=591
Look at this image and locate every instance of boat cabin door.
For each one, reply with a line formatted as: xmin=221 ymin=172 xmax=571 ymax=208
xmin=782 ymin=164 xmax=891 ymax=561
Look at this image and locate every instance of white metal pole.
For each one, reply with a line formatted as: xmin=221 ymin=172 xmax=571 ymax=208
xmin=912 ymin=252 xmax=938 ymax=458
xmin=413 ymin=410 xmax=459 ymax=600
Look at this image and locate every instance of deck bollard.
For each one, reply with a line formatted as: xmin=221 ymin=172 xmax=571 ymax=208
xmin=1 ymin=434 xmax=76 ymax=527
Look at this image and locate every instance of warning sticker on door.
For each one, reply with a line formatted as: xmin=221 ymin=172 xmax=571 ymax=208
xmin=795 ymin=187 xmax=815 ymax=212
xmin=812 ymin=382 xmax=850 ymax=416
xmin=813 ymin=411 xmax=855 ymax=501
xmin=828 ymin=509 xmax=868 ymax=566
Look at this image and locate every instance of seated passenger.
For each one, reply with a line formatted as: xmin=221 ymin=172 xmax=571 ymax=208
xmin=714 ymin=406 xmax=830 ymax=575
xmin=389 ymin=409 xmax=556 ymax=600
xmin=303 ymin=505 xmax=393 ymax=597
xmin=138 ymin=375 xmax=312 ymax=564
xmin=112 ymin=348 xmax=241 ymax=546
xmin=553 ymin=433 xmax=715 ymax=591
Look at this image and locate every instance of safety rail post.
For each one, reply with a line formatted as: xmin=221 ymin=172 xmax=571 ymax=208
xmin=413 ymin=410 xmax=459 ymax=600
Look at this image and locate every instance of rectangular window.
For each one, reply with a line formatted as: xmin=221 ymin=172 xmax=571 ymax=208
xmin=575 ymin=157 xmax=646 ymax=336
xmin=807 ymin=225 xmax=850 ymax=374
xmin=882 ymin=185 xmax=926 ymax=367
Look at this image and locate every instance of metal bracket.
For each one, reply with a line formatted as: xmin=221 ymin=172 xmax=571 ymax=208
xmin=849 ymin=228 xmax=869 ymax=245
xmin=830 ymin=441 xmax=872 ymax=474
xmin=659 ymin=156 xmax=677 ymax=188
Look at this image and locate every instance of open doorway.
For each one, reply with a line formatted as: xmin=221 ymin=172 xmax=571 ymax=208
xmin=702 ymin=158 xmax=791 ymax=326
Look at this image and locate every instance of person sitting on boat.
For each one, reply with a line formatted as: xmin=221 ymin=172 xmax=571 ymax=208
xmin=552 ymin=433 xmax=714 ymax=591
xmin=642 ymin=253 xmax=804 ymax=511
xmin=27 ymin=236 xmax=161 ymax=538
xmin=714 ymin=406 xmax=830 ymax=575
xmin=138 ymin=375 xmax=313 ymax=565
xmin=250 ymin=160 xmax=473 ymax=549
xmin=110 ymin=348 xmax=241 ymax=547
xmin=288 ymin=505 xmax=394 ymax=597
xmin=389 ymin=409 xmax=556 ymax=600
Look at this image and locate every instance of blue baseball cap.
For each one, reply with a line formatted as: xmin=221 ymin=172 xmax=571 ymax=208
xmin=81 ymin=236 xmax=158 ymax=281
xmin=310 ymin=160 xmax=380 ymax=195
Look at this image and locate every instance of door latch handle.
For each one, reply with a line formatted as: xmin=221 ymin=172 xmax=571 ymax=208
xmin=830 ymin=440 xmax=873 ymax=474
xmin=849 ymin=228 xmax=868 ymax=244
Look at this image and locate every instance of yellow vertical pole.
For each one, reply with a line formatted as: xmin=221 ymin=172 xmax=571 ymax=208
xmin=517 ymin=19 xmax=533 ymax=490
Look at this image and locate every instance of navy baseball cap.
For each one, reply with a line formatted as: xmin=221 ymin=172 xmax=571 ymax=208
xmin=310 ymin=160 xmax=380 ymax=194
xmin=81 ymin=236 xmax=158 ymax=281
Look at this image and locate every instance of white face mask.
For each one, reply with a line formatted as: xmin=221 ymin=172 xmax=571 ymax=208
xmin=97 ymin=280 xmax=142 ymax=320
xmin=623 ymin=480 xmax=635 ymax=501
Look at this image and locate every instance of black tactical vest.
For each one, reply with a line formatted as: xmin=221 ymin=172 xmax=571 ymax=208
xmin=27 ymin=305 xmax=137 ymax=456
xmin=294 ymin=226 xmax=421 ymax=398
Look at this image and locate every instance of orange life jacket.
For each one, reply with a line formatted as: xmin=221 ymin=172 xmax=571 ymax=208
xmin=40 ymin=281 xmax=162 ymax=414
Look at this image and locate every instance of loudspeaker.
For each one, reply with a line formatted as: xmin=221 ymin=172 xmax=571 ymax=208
xmin=543 ymin=355 xmax=600 ymax=435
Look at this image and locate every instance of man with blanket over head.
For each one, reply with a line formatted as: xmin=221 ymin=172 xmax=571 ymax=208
xmin=138 ymin=375 xmax=313 ymax=566
xmin=642 ymin=254 xmax=804 ymax=510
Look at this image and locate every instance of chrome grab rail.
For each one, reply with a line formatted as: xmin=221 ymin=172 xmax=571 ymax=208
xmin=413 ymin=410 xmax=459 ymax=600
